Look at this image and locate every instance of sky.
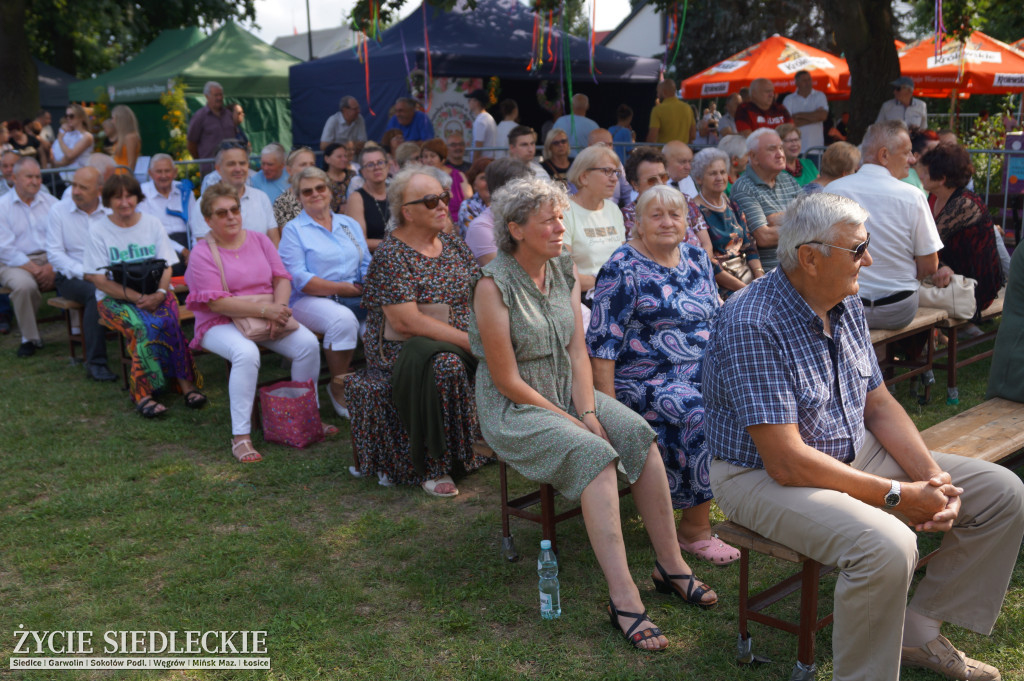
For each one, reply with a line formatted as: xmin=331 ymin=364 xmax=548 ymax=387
xmin=250 ymin=0 xmax=635 ymax=47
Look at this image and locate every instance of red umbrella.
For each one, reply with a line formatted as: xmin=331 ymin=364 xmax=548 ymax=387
xmin=680 ymin=35 xmax=848 ymax=99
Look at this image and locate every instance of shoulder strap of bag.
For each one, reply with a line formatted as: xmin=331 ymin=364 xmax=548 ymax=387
xmin=204 ymin=235 xmax=230 ymax=292
xmin=333 ymin=218 xmax=364 ymax=263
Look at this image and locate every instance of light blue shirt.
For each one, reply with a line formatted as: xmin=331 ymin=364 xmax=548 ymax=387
xmin=278 ymin=210 xmax=371 ymax=306
xmin=552 ymin=114 xmax=599 ymax=156
xmin=249 ymin=170 xmax=290 ymax=204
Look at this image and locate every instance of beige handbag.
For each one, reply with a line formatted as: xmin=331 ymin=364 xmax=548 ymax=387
xmin=206 ymin=236 xmax=300 ymax=342
xmin=919 ymin=274 xmax=977 ymax=320
xmin=720 ymin=256 xmax=754 ymax=285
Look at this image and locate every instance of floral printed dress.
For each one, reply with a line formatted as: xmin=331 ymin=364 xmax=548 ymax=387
xmin=586 ymin=242 xmax=719 ymax=509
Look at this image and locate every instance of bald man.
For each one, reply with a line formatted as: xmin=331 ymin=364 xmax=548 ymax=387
xmin=45 ymin=167 xmax=116 ymax=380
xmin=734 ymin=78 xmax=792 ymax=137
xmin=663 ymin=141 xmax=697 ymax=199
xmin=552 ymin=93 xmax=599 ymax=157
xmin=647 ymin=78 xmax=696 ymax=144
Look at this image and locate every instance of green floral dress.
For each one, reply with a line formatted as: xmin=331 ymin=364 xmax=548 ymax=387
xmin=469 ymin=252 xmax=655 ymax=501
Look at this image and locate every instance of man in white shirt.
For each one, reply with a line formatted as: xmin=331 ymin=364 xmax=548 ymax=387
xmin=45 ymin=166 xmax=116 ymax=380
xmin=139 ymin=153 xmax=200 ymax=275
xmin=0 ymin=157 xmax=59 ymax=356
xmin=319 ymin=96 xmax=367 ymax=151
xmin=662 ymin=141 xmax=698 ymax=198
xmin=876 ymin=77 xmax=929 ymax=130
xmin=782 ymin=70 xmax=829 ymax=158
xmin=0 ymin=150 xmax=20 ymax=198
xmin=466 ymin=89 xmax=498 ymax=161
xmin=828 ymin=120 xmax=942 ymax=329
xmin=506 ymin=126 xmax=549 ymax=181
xmin=192 ymin=146 xmax=277 ymax=245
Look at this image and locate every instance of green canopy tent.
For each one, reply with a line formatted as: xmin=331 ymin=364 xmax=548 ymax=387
xmin=70 ymin=22 xmax=299 ymax=156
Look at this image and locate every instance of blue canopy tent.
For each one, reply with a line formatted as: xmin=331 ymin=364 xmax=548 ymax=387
xmin=289 ymin=0 xmax=661 ymax=146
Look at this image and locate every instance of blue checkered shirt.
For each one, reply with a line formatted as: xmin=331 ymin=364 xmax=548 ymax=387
xmin=702 ymin=268 xmax=884 ymax=469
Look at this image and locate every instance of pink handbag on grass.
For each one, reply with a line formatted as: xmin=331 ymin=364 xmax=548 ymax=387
xmin=259 ymin=380 xmax=324 ymax=448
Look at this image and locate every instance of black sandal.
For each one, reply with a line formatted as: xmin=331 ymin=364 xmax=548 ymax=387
xmin=135 ymin=396 xmax=166 ymax=419
xmin=607 ymin=600 xmax=667 ymax=651
xmin=652 ymin=560 xmax=718 ymax=609
xmin=184 ymin=390 xmax=207 ymax=410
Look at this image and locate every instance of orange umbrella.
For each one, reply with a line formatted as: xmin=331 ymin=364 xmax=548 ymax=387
xmin=680 ymin=35 xmax=848 ymax=99
xmin=896 ymin=31 xmax=1024 ymax=97
xmin=1012 ymin=38 xmax=1024 ymax=52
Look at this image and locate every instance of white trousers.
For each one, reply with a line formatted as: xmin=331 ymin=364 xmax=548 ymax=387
xmin=201 ymin=322 xmax=321 ymax=435
xmin=290 ymin=296 xmax=361 ymax=351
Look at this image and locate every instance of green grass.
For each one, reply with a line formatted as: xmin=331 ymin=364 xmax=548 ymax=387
xmin=0 ymin=309 xmax=1021 ymax=680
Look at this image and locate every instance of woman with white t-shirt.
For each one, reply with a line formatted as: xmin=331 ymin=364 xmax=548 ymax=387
xmin=83 ymin=174 xmax=204 ymax=419
xmin=51 ymin=104 xmax=94 ymax=176
xmin=564 ymin=145 xmax=626 ymax=295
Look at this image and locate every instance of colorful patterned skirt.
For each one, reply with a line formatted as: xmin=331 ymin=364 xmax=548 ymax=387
xmin=97 ymin=292 xmax=201 ymax=403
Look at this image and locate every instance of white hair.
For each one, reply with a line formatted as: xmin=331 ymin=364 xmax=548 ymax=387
xmin=717 ymin=135 xmax=747 ymax=162
xmin=691 ymin=148 xmax=730 ymax=183
xmin=260 ymin=143 xmax=286 ymax=162
xmin=203 ymin=81 xmax=223 ymax=97
xmin=776 ymin=193 xmax=870 ymax=272
xmin=150 ymin=153 xmax=174 ymax=166
xmin=745 ymin=127 xmax=778 ymax=155
xmin=861 ymin=120 xmax=909 ymax=163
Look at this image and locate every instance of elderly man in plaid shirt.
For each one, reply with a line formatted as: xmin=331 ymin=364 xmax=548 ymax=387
xmin=702 ymin=192 xmax=1023 ymax=681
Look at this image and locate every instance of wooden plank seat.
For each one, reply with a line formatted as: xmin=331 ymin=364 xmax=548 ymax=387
xmin=714 ymin=520 xmax=833 ymax=680
xmin=870 ymin=306 xmax=948 ymax=404
xmin=921 ymin=397 xmax=1024 ymax=467
xmin=931 ymin=294 xmax=1004 ymax=404
xmin=46 ymin=296 xmax=86 ymax=363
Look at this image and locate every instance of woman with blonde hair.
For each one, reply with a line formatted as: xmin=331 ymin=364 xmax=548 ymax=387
xmin=52 ymin=103 xmax=94 ymax=175
xmin=110 ymin=105 xmax=142 ymax=174
xmin=540 ymin=128 xmax=571 ymax=187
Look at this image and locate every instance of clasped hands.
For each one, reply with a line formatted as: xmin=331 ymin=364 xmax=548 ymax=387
xmin=263 ymin=303 xmax=293 ymax=339
xmin=899 ymin=471 xmax=962 ymax=533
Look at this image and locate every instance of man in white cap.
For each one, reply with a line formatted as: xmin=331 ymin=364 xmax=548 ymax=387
xmin=876 ymin=76 xmax=928 ymax=129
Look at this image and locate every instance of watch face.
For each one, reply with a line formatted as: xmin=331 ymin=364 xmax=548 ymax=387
xmin=885 ymin=492 xmax=900 ymax=507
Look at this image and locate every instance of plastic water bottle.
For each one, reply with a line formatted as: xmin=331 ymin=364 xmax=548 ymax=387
xmin=538 ymin=539 xmax=561 ymax=619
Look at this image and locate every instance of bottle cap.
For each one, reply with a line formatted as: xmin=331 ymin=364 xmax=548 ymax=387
xmin=540 ymin=539 xmax=552 ymax=550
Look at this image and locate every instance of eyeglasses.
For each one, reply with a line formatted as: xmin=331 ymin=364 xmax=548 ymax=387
xmin=362 ymin=160 xmax=388 ymax=170
xmin=588 ymin=167 xmax=619 ymax=178
xmin=403 ymin=191 xmax=451 ymax=209
xmin=65 ymin=113 xmax=76 ymax=119
xmin=212 ymin=205 xmax=242 ymax=219
xmin=300 ymin=183 xmax=329 ymax=197
xmin=800 ymin=234 xmax=871 ymax=261
xmin=642 ymin=172 xmax=670 ymax=187
xmin=551 ymin=139 xmax=569 ymax=146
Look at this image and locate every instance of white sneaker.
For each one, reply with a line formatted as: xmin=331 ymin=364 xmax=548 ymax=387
xmin=377 ymin=472 xmax=395 ymax=487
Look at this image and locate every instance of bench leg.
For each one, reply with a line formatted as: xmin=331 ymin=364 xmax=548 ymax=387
xmin=540 ymin=483 xmax=557 ymax=553
xmin=946 ymin=331 xmax=960 ymax=405
xmin=498 ymin=462 xmax=519 ymax=562
xmin=735 ymin=547 xmax=754 ymax=663
xmin=795 ymin=559 xmax=820 ymax=671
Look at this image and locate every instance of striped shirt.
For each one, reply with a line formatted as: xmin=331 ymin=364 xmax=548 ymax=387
xmin=730 ymin=166 xmax=801 ymax=271
xmin=702 ymin=268 xmax=883 ymax=469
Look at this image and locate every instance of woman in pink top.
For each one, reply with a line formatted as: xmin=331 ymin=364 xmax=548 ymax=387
xmin=185 ymin=184 xmax=324 ymax=463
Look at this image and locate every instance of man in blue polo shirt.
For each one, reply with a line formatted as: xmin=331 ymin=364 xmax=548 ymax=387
xmin=702 ymin=193 xmax=1022 ymax=681
xmin=384 ymin=97 xmax=435 ymax=142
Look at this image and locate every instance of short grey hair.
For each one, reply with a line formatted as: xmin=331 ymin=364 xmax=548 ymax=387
xmin=633 ymin=185 xmax=688 ymax=238
xmin=203 ymin=81 xmax=223 ymax=97
xmin=490 ymin=177 xmax=570 ymax=254
xmin=386 ymin=164 xmax=451 ymax=231
xmin=566 ymin=145 xmax=619 ymax=187
xmin=150 ymin=153 xmax=174 ymax=167
xmin=290 ymin=165 xmax=328 ymax=195
xmin=260 ymin=143 xmax=286 ymax=163
xmin=717 ymin=135 xmax=747 ymax=162
xmin=13 ymin=156 xmax=40 ymax=174
xmin=339 ymin=95 xmax=357 ymax=110
xmin=86 ymin=153 xmax=116 ymax=175
xmin=215 ymin=145 xmax=247 ymax=167
xmin=397 ymin=96 xmax=418 ymax=109
xmin=691 ymin=148 xmax=730 ymax=184
xmin=861 ymin=120 xmax=909 ymax=163
xmin=746 ymin=127 xmax=778 ymax=155
xmin=776 ymin=193 xmax=870 ymax=272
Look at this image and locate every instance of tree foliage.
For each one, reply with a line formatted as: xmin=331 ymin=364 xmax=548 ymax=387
xmin=907 ymin=0 xmax=1023 ymax=43
xmin=25 ymin=0 xmax=259 ymax=80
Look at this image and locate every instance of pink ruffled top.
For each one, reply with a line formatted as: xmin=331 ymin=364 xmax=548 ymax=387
xmin=184 ymin=231 xmax=292 ymax=348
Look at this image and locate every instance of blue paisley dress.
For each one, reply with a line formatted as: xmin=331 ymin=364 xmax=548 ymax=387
xmin=586 ymin=242 xmax=719 ymax=509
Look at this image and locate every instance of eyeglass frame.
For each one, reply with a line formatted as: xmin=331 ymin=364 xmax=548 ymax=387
xmin=402 ymin=190 xmax=451 ymax=210
xmin=798 ymin=234 xmax=871 ymax=261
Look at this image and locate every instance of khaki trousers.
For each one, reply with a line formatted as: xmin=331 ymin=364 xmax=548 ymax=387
xmin=0 ymin=252 xmax=49 ymax=342
xmin=711 ymin=431 xmax=1024 ymax=681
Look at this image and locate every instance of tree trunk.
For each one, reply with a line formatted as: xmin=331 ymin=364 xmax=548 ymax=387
xmin=822 ymin=0 xmax=900 ymax=144
xmin=0 ymin=0 xmax=40 ymax=121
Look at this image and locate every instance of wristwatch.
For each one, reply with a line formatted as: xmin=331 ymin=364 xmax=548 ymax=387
xmin=884 ymin=479 xmax=902 ymax=507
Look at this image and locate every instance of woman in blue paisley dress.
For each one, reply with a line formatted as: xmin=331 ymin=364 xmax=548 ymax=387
xmin=587 ymin=185 xmax=740 ymax=566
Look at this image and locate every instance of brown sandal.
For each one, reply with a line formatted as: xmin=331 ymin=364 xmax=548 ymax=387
xmin=231 ymin=438 xmax=262 ymax=463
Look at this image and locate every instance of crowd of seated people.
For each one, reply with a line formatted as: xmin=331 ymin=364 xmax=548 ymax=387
xmin=7 ymin=87 xmax=1021 ymax=677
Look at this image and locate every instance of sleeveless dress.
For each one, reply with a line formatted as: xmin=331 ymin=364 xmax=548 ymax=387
xmin=470 ymin=252 xmax=655 ymax=501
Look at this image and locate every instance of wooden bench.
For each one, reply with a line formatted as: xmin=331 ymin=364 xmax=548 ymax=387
xmin=870 ymin=306 xmax=948 ymax=403
xmin=46 ymin=296 xmax=86 ymax=363
xmin=931 ymin=294 xmax=1003 ymax=404
xmin=716 ymin=397 xmax=1024 ymax=677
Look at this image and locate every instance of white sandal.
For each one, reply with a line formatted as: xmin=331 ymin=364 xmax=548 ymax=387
xmin=231 ymin=438 xmax=262 ymax=463
xmin=421 ymin=474 xmax=458 ymax=498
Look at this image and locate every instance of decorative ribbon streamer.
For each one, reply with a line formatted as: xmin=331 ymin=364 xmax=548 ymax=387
xmin=934 ymin=0 xmax=946 ymax=60
xmin=400 ymin=27 xmax=411 ymax=80
xmin=547 ymin=11 xmax=554 ymax=63
xmin=422 ymin=2 xmax=433 ymax=111
xmin=670 ymin=0 xmax=688 ymax=67
xmin=528 ymin=12 xmax=540 ymax=71
xmin=363 ymin=37 xmax=375 ymax=116
xmin=562 ymin=9 xmax=575 ymax=144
